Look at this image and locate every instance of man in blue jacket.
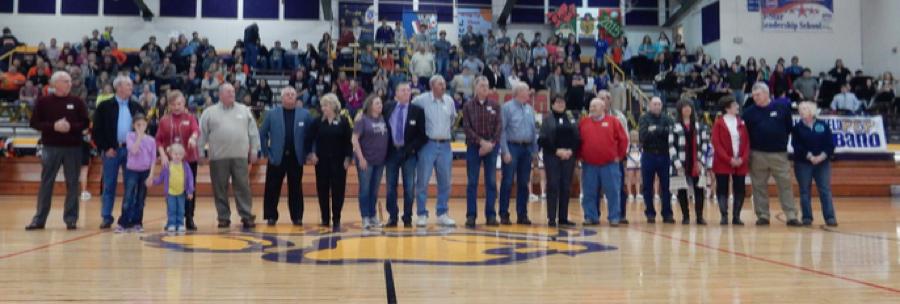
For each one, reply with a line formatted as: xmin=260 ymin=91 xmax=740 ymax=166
xmin=743 ymin=82 xmax=800 ymax=227
xmin=259 ymin=87 xmax=314 ymax=226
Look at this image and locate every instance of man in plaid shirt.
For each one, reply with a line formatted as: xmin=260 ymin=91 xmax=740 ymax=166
xmin=462 ymin=76 xmax=502 ymax=228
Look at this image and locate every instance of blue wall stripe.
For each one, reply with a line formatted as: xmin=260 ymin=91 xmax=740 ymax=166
xmin=18 ymin=0 xmax=56 ymax=14
xmin=244 ymin=0 xmax=278 ymax=19
xmin=103 ymin=0 xmax=139 ymax=16
xmin=202 ymin=0 xmax=237 ymax=18
xmin=284 ymin=0 xmax=319 ymax=20
xmin=701 ymin=1 xmax=720 ymax=45
xmin=160 ymin=0 xmax=197 ymax=17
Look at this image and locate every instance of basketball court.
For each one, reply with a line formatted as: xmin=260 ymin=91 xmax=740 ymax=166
xmin=2 ymin=195 xmax=899 ymax=303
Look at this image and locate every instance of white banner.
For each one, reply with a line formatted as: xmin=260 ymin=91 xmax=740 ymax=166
xmin=789 ymin=115 xmax=887 ymax=154
xmin=762 ymin=0 xmax=833 ymax=32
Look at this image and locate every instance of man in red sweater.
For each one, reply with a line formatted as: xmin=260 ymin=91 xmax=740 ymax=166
xmin=26 ymin=71 xmax=90 ymax=230
xmin=578 ymin=97 xmax=628 ymax=226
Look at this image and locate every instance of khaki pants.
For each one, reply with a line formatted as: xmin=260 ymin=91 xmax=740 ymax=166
xmin=209 ymin=158 xmax=255 ymax=222
xmin=749 ymin=151 xmax=797 ymax=221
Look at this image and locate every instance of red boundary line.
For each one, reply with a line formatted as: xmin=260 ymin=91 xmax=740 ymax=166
xmin=636 ymin=227 xmax=900 ymax=295
xmin=0 ymin=216 xmax=167 ymax=260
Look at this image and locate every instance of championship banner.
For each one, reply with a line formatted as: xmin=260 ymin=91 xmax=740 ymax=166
xmin=457 ymin=8 xmax=492 ymax=39
xmin=402 ymin=10 xmax=438 ymax=41
xmin=762 ymin=0 xmax=833 ymax=32
xmin=577 ymin=7 xmax=623 ymax=42
xmin=788 ymin=115 xmax=887 ymax=154
xmin=339 ymin=3 xmax=376 ymax=42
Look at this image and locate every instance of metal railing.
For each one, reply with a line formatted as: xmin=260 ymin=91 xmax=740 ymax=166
xmin=605 ymin=54 xmax=648 ymax=127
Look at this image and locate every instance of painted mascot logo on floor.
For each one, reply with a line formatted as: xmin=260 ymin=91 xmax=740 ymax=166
xmin=142 ymin=225 xmax=616 ymax=266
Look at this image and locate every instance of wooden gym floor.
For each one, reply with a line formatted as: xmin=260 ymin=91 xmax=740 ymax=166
xmin=0 ymin=195 xmax=899 ymax=303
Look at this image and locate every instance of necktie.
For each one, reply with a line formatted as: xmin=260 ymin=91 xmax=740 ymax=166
xmin=393 ymin=104 xmax=406 ymax=146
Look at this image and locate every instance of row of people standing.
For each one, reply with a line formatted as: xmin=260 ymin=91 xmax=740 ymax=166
xmin=637 ymin=82 xmax=837 ymax=227
xmin=24 ymin=70 xmax=837 ymax=231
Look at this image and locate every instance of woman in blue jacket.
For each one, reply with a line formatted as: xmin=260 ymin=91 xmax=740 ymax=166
xmin=791 ymin=101 xmax=837 ymax=227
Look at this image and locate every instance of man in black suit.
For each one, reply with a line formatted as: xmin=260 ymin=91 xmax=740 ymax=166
xmin=382 ymin=82 xmax=428 ymax=227
xmin=483 ymin=61 xmax=505 ymax=89
xmin=524 ymin=67 xmax=543 ymax=91
xmin=93 ymin=76 xmax=145 ymax=229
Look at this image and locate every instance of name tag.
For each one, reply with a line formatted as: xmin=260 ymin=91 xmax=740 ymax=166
xmin=769 ymin=111 xmax=777 ymax=117
xmin=410 ymin=120 xmax=416 ymax=126
xmin=487 ymin=106 xmax=493 ymax=111
xmin=558 ymin=118 xmax=564 ymax=124
xmin=332 ymin=120 xmax=338 ymax=126
xmin=602 ymin=122 xmax=609 ymax=127
xmin=181 ymin=121 xmax=190 ymax=126
xmin=649 ymin=125 xmax=657 ymax=131
xmin=66 ymin=104 xmax=74 ymax=110
xmin=298 ymin=121 xmax=305 ymax=127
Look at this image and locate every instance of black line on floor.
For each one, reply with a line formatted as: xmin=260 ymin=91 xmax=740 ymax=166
xmin=384 ymin=260 xmax=397 ymax=304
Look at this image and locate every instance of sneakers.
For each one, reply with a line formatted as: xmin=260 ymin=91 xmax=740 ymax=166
xmin=177 ymin=225 xmax=186 ymax=232
xmin=133 ymin=225 xmax=144 ymax=233
xmin=368 ymin=217 xmax=383 ymax=229
xmin=415 ymin=216 xmax=428 ymax=227
xmin=361 ymin=217 xmax=371 ymax=229
xmin=80 ymin=191 xmax=92 ymax=202
xmin=437 ymin=214 xmax=456 ymax=227
xmin=114 ymin=225 xmax=127 ymax=233
xmin=165 ymin=226 xmax=176 ymax=232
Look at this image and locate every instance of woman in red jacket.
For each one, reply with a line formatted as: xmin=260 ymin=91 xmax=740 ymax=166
xmin=711 ymin=96 xmax=750 ymax=225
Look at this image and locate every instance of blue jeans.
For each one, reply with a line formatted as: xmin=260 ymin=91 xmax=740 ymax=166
xmin=357 ymin=163 xmax=385 ymax=219
xmin=244 ymin=43 xmax=259 ymax=68
xmin=119 ymin=169 xmax=149 ymax=228
xmin=436 ymin=57 xmax=449 ymax=78
xmin=286 ymin=54 xmax=299 ymax=71
xmin=581 ymin=162 xmax=622 ymax=222
xmin=270 ymin=57 xmax=284 ymax=71
xmin=101 ymin=147 xmax=128 ymax=223
xmin=166 ymin=194 xmax=186 ymax=228
xmin=794 ymin=161 xmax=836 ymax=223
xmin=385 ymin=150 xmax=417 ymax=222
xmin=466 ymin=145 xmax=498 ymax=219
xmin=641 ymin=153 xmax=673 ymax=219
xmin=499 ymin=143 xmax=533 ymax=218
xmin=416 ymin=140 xmax=452 ymax=217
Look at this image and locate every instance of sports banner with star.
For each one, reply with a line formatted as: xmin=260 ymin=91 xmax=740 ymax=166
xmin=762 ymin=0 xmax=833 ymax=32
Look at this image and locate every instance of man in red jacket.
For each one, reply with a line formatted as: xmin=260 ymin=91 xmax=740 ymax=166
xmin=578 ymin=97 xmax=628 ymax=226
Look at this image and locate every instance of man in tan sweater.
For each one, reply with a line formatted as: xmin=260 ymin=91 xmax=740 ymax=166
xmin=199 ymin=83 xmax=261 ymax=229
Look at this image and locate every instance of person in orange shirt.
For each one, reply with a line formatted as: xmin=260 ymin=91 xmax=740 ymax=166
xmin=1 ymin=65 xmax=27 ymax=100
xmin=27 ymin=59 xmax=52 ymax=79
xmin=110 ymin=42 xmax=127 ymax=65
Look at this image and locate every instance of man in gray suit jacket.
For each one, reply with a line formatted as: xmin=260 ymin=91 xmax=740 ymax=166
xmin=259 ymin=87 xmax=314 ymax=226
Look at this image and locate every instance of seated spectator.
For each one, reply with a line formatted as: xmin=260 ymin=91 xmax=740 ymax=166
xmin=18 ymin=79 xmax=40 ymax=107
xmin=850 ymin=70 xmax=875 ymax=102
xmin=110 ymin=43 xmax=127 ymax=65
xmin=870 ymin=71 xmax=896 ymax=115
xmin=341 ymin=79 xmax=365 ymax=117
xmin=785 ymin=56 xmax=804 ymax=81
xmin=0 ymin=65 xmax=26 ymax=101
xmin=674 ymin=55 xmax=693 ymax=78
xmin=375 ymin=20 xmax=395 ymax=44
xmin=767 ymin=64 xmax=792 ymax=98
xmin=831 ymin=83 xmax=862 ymax=114
xmin=793 ymin=69 xmax=819 ymax=102
xmin=450 ymin=67 xmax=476 ymax=100
xmin=828 ymin=59 xmax=851 ymax=86
xmin=95 ymin=84 xmax=115 ymax=106
xmin=138 ymin=85 xmax=158 ymax=112
xmin=269 ymin=41 xmax=285 ymax=71
xmin=546 ymin=65 xmax=567 ymax=99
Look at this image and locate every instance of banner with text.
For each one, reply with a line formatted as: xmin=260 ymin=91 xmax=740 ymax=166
xmin=788 ymin=115 xmax=887 ymax=154
xmin=762 ymin=0 xmax=833 ymax=32
xmin=457 ymin=8 xmax=492 ymax=40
